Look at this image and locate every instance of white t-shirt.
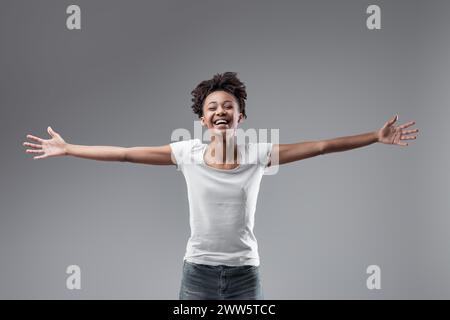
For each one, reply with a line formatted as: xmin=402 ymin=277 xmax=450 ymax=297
xmin=170 ymin=139 xmax=273 ymax=267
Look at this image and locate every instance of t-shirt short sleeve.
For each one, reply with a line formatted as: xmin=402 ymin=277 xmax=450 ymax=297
xmin=256 ymin=142 xmax=272 ymax=166
xmin=169 ymin=139 xmax=199 ymax=171
xmin=258 ymin=142 xmax=277 ymax=175
xmin=247 ymin=142 xmax=276 ymax=175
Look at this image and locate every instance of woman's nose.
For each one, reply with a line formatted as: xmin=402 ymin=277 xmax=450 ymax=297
xmin=216 ymin=106 xmax=226 ymax=115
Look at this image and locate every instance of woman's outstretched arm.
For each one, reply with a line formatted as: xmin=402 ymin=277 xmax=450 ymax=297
xmin=23 ymin=126 xmax=175 ymax=165
xmin=272 ymin=114 xmax=419 ymax=166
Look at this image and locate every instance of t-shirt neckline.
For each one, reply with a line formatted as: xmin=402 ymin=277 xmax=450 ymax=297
xmin=201 ymin=143 xmax=242 ymax=172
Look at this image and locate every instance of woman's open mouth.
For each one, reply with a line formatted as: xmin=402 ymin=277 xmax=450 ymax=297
xmin=213 ymin=119 xmax=229 ymax=127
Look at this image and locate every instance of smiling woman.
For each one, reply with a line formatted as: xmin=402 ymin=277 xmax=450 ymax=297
xmin=201 ymin=91 xmax=243 ymax=131
xmin=190 ymin=72 xmax=248 ymax=120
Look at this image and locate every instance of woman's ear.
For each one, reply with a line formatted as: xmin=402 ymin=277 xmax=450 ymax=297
xmin=238 ymin=113 xmax=244 ymax=124
xmin=200 ymin=116 xmax=205 ymax=126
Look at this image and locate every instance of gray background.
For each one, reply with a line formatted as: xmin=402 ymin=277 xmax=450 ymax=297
xmin=0 ymin=0 xmax=448 ymax=299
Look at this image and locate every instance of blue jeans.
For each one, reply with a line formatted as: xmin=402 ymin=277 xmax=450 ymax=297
xmin=179 ymin=260 xmax=264 ymax=300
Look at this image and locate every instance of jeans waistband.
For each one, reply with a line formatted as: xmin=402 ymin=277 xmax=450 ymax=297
xmin=184 ymin=260 xmax=259 ymax=274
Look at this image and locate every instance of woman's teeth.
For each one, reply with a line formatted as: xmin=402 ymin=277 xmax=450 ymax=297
xmin=214 ymin=120 xmax=228 ymax=125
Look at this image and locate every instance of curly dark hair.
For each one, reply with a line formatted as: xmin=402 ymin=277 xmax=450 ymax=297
xmin=190 ymin=72 xmax=247 ymax=119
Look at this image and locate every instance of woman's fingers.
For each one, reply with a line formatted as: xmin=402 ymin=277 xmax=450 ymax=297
xmin=47 ymin=126 xmax=56 ymax=137
xmin=33 ymin=154 xmax=48 ymax=160
xmin=26 ymin=134 xmax=44 ymax=143
xmin=26 ymin=149 xmax=45 ymax=154
xmin=23 ymin=142 xmax=42 ymax=149
xmin=402 ymin=129 xmax=419 ymax=135
xmin=400 ymin=135 xmax=417 ymax=140
xmin=25 ymin=147 xmax=47 ymax=159
xmin=399 ymin=121 xmax=416 ymax=129
xmin=387 ymin=114 xmax=398 ymax=126
xmin=24 ymin=130 xmax=62 ymax=159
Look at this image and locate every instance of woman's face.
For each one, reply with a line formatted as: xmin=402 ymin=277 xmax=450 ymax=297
xmin=201 ymin=90 xmax=243 ymax=136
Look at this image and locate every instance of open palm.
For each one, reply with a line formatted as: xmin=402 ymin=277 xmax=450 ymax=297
xmin=23 ymin=126 xmax=67 ymax=159
xmin=377 ymin=115 xmax=419 ymax=146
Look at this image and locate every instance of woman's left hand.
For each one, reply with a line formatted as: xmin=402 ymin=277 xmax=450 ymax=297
xmin=377 ymin=114 xmax=419 ymax=146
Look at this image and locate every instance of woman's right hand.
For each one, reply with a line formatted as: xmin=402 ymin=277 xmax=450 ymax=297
xmin=23 ymin=126 xmax=68 ymax=159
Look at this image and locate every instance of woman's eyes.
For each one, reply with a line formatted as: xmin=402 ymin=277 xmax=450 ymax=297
xmin=208 ymin=105 xmax=233 ymax=111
